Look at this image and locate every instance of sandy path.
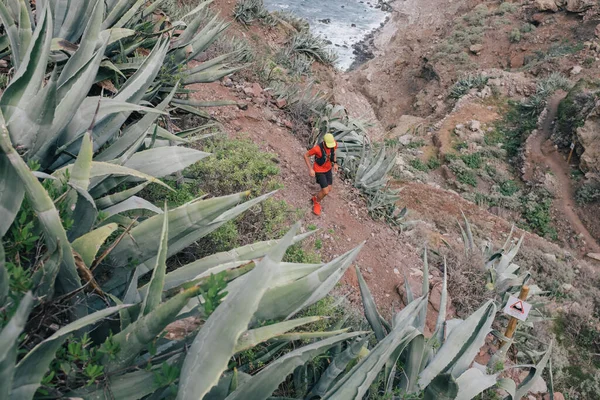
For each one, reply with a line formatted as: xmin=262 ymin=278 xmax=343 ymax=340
xmin=529 ymin=94 xmax=600 ymax=254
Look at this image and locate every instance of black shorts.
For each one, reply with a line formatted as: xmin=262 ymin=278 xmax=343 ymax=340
xmin=315 ymin=170 xmax=333 ymax=189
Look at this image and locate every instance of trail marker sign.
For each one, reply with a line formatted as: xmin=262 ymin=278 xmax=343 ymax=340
xmin=503 ymin=295 xmax=532 ymax=321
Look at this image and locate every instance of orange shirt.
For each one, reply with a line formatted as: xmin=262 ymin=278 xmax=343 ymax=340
xmin=308 ymin=143 xmax=337 ymax=173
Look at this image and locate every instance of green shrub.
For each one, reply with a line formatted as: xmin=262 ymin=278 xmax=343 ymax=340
xmin=427 ymin=157 xmax=442 ymax=170
xmin=520 ymin=23 xmax=536 ymax=33
xmin=499 ymin=180 xmax=519 ymax=196
xmin=509 ymin=28 xmax=521 ymax=43
xmin=188 ymin=136 xmax=280 ymax=197
xmin=460 ymin=153 xmax=483 ymax=169
xmin=457 ymin=170 xmax=478 ymax=187
xmin=283 ymin=243 xmax=321 ymax=264
xmin=576 ymin=181 xmax=600 ymax=204
xmin=521 ymin=192 xmax=557 ymax=238
xmin=410 ymin=158 xmax=429 ymax=172
xmin=463 ymin=4 xmax=489 ymax=26
xmin=496 ymin=2 xmax=517 ymax=15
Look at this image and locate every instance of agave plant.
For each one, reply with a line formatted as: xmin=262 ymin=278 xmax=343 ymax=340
xmin=348 ymin=252 xmax=553 ymax=400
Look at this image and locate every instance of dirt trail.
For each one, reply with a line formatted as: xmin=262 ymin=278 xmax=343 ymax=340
xmin=187 ymin=79 xmax=424 ymax=313
xmin=529 ymin=94 xmax=600 ymax=254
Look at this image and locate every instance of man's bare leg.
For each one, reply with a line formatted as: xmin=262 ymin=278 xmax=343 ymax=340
xmin=315 ymin=186 xmax=331 ymax=202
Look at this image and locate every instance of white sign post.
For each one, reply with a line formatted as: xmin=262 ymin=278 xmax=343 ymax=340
xmin=503 ymin=295 xmax=532 ymax=322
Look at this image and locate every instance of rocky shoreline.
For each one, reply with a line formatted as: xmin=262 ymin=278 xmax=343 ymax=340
xmin=347 ymin=0 xmax=394 ymax=71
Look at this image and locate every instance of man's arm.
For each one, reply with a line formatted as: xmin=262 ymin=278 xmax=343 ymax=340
xmin=304 ymin=151 xmax=316 ymax=177
xmin=333 ymin=150 xmax=339 ymax=172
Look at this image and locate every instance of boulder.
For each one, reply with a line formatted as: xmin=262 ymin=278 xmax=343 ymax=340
xmin=577 ymin=105 xmax=600 ymax=173
xmin=534 ymin=0 xmax=559 ymax=11
xmin=398 ymin=134 xmax=414 ymax=146
xmin=596 ymin=24 xmax=600 ymax=38
xmin=469 ymin=44 xmax=484 ymax=55
xmin=565 ymin=0 xmax=596 ymax=12
xmin=469 ymin=120 xmax=481 ymax=132
xmin=571 ymin=65 xmax=583 ymax=75
xmin=587 ymin=253 xmax=600 ymax=261
xmin=544 ymin=393 xmax=565 ymax=400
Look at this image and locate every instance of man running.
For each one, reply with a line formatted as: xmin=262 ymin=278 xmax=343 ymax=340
xmin=304 ymin=133 xmax=338 ymax=216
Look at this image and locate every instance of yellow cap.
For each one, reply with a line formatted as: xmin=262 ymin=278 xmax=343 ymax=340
xmin=323 ymin=133 xmax=336 ymax=148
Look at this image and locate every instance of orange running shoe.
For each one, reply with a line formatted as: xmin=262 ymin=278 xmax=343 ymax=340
xmin=312 ymin=199 xmax=321 ymax=216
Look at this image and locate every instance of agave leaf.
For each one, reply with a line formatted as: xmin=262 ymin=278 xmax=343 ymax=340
xmin=253 ymin=244 xmax=364 ymax=322
xmin=122 ymin=147 xmax=210 ymax=178
xmin=69 ymin=132 xmax=94 ymax=190
xmin=91 ymin=39 xmax=170 ymax=150
xmin=0 ymin=113 xmax=81 ymax=294
xmin=68 ymin=368 xmax=161 ymax=400
xmin=204 ymin=370 xmax=252 ymax=400
xmin=133 ymin=191 xmax=276 ymax=280
xmin=432 ymin=259 xmax=448 ymax=345
xmin=141 ymin=204 xmax=169 ymax=317
xmin=95 ymin=182 xmax=150 ymax=208
xmin=513 ymin=342 xmax=553 ymax=400
xmin=461 ymin=211 xmax=474 ymax=252
xmin=0 ymin=5 xmax=51 ymax=121
xmin=0 ymin=152 xmax=24 ymax=236
xmin=423 ymin=373 xmax=459 ymax=400
xmin=177 ymin=224 xmax=300 ymax=400
xmin=455 ymin=368 xmax=499 ymax=400
xmin=417 ymin=248 xmax=429 ymax=331
xmin=95 ymin=84 xmax=179 ymax=162
xmin=235 ymin=317 xmax=327 ymax=354
xmin=12 ymin=304 xmax=131 ymax=400
xmin=102 ymin=287 xmax=199 ymax=371
xmin=324 ymin=327 xmax=421 ymax=399
xmin=58 ymin=0 xmax=104 ymax=86
xmin=138 ymin=231 xmax=315 ymax=296
xmin=355 ymin=266 xmax=386 ymax=341
xmin=418 ymin=300 xmax=497 ymax=388
xmin=496 ymin=235 xmax=524 ymax=275
xmin=103 ymin=196 xmax=163 ymax=217
xmin=182 ymin=66 xmax=243 ymax=85
xmin=31 ymin=245 xmax=62 ymax=301
xmin=398 ymin=334 xmax=426 ymax=394
xmin=403 ymin=273 xmax=414 ymax=304
xmin=227 ymin=333 xmax=364 ymax=400
xmin=83 ymin=161 xmax=172 ymax=190
xmin=112 ymin=0 xmax=146 ymax=29
xmin=0 ymin=292 xmax=34 ymax=398
xmin=71 ymin=223 xmax=118 ymax=267
xmin=308 ymin=336 xmax=370 ymax=398
xmin=0 ymin=244 xmax=7 ymax=306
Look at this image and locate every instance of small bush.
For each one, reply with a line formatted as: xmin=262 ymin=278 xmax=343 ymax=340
xmin=499 ymin=180 xmax=519 ymax=196
xmin=410 ymin=158 xmax=429 ymax=172
xmin=521 ymin=190 xmax=557 ymax=239
xmin=462 ymin=4 xmax=489 ymax=26
xmin=460 ymin=153 xmax=483 ymax=169
xmin=576 ymin=181 xmax=600 ymax=204
xmin=427 ymin=157 xmax=442 ymax=170
xmin=457 ymin=170 xmax=477 ymax=186
xmin=520 ymin=23 xmax=536 ymax=33
xmin=509 ymin=28 xmax=521 ymax=43
xmin=187 ymin=136 xmax=280 ymax=197
xmin=496 ymin=2 xmax=517 ymax=15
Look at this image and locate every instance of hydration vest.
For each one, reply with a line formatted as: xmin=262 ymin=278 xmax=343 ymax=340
xmin=315 ymin=142 xmax=335 ymax=166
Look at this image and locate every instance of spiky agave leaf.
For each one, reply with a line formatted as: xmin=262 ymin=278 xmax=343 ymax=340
xmin=177 ymin=224 xmax=300 ymax=400
xmin=11 ymin=304 xmax=131 ymax=400
xmin=355 ymin=266 xmax=386 ymax=341
xmin=0 ymin=292 xmax=34 ymax=398
xmin=0 ymin=111 xmax=81 ymax=294
xmin=225 ymin=332 xmax=365 ymax=400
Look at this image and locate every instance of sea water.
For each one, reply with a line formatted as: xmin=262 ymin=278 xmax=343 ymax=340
xmin=263 ymin=0 xmax=388 ymax=71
